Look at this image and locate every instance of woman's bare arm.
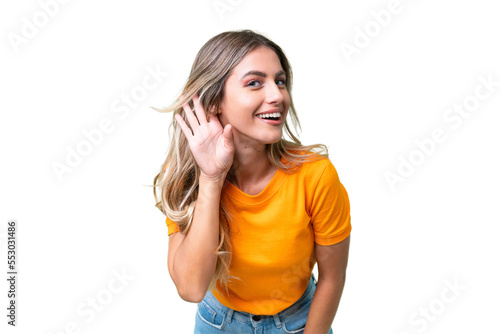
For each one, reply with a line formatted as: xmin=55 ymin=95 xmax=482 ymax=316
xmin=167 ymin=95 xmax=234 ymax=302
xmin=168 ymin=176 xmax=225 ymax=302
xmin=304 ymin=236 xmax=350 ymax=333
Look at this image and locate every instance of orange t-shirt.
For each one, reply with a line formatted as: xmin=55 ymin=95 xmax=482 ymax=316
xmin=166 ymin=157 xmax=351 ymax=315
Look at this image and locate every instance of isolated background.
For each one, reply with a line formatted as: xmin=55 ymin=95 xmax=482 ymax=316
xmin=1 ymin=0 xmax=499 ymax=333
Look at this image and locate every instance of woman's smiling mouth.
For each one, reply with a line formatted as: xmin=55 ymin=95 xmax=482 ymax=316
xmin=256 ymin=112 xmax=282 ymax=124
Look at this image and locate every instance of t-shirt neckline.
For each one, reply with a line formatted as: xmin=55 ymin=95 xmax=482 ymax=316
xmin=223 ymin=166 xmax=286 ymax=205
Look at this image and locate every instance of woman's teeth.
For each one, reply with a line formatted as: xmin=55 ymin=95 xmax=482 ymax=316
xmin=257 ymin=112 xmax=280 ymax=119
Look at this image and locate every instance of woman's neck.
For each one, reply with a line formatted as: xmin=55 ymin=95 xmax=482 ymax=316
xmin=227 ymin=145 xmax=276 ymax=195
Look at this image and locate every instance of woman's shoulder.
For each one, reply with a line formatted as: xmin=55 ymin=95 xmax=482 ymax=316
xmin=281 ymin=149 xmax=333 ymax=175
xmin=301 ymin=155 xmax=333 ymax=175
xmin=284 ymin=148 xmax=329 ymax=164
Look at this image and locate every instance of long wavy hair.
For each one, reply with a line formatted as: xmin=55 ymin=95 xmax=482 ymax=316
xmin=153 ymin=29 xmax=328 ymax=293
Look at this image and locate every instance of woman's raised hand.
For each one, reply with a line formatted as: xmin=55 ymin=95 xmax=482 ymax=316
xmin=175 ymin=95 xmax=235 ymax=182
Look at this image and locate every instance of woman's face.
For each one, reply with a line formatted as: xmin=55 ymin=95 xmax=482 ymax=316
xmin=218 ymin=46 xmax=290 ymax=149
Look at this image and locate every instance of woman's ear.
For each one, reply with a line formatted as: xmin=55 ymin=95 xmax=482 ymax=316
xmin=208 ymin=106 xmax=220 ymax=115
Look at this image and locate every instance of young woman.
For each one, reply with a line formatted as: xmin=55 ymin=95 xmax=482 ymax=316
xmin=153 ymin=30 xmax=351 ymax=334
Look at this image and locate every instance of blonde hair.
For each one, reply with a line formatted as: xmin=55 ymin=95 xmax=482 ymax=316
xmin=153 ymin=30 xmax=328 ymax=293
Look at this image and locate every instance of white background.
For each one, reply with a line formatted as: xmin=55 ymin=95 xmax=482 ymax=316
xmin=1 ymin=0 xmax=499 ymax=333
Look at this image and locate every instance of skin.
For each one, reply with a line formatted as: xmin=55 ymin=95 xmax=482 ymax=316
xmin=170 ymin=46 xmax=349 ymax=332
xmin=217 ymin=46 xmax=290 ymax=194
xmin=305 ymin=236 xmax=350 ymax=333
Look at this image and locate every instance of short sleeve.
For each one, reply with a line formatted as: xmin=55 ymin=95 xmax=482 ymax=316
xmin=166 ymin=216 xmax=180 ymax=236
xmin=310 ymin=160 xmax=351 ymax=245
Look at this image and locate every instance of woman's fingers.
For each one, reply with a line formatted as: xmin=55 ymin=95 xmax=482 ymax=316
xmin=182 ymin=101 xmax=200 ymax=132
xmin=179 ymin=94 xmax=208 ymax=134
xmin=174 ymin=113 xmax=194 ymax=139
xmin=192 ymin=95 xmax=207 ymax=125
xmin=176 ymin=95 xmax=211 ymax=140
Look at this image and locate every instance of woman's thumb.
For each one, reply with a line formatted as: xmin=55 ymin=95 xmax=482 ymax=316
xmin=223 ymin=124 xmax=234 ymax=150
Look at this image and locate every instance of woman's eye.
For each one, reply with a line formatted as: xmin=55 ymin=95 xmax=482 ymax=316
xmin=246 ymin=80 xmax=262 ymax=87
xmin=246 ymin=79 xmax=286 ymax=87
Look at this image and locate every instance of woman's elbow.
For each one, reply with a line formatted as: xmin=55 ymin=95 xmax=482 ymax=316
xmin=168 ymin=255 xmax=212 ymax=303
xmin=176 ymin=284 xmax=206 ymax=303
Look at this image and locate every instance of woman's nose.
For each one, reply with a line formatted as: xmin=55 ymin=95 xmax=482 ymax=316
xmin=265 ymin=81 xmax=284 ymax=105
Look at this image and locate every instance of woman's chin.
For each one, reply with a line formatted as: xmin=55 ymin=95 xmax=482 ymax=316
xmin=259 ymin=131 xmax=283 ymax=145
xmin=267 ymin=136 xmax=283 ymax=145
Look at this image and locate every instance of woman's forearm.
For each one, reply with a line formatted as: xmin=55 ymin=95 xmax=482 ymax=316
xmin=304 ymin=275 xmax=346 ymax=334
xmin=171 ymin=176 xmax=225 ymax=301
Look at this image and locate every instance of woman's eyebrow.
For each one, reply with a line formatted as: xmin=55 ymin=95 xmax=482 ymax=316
xmin=240 ymin=70 xmax=286 ymax=80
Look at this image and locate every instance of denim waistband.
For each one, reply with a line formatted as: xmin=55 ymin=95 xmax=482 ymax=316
xmin=200 ymin=274 xmax=317 ymax=327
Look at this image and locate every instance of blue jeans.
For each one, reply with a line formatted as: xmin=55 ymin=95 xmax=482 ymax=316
xmin=194 ymin=274 xmax=333 ymax=333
